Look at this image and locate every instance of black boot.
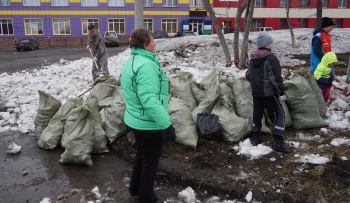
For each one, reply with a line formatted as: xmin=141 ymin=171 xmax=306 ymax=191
xmin=250 ymin=133 xmax=263 ymax=146
xmin=272 ymin=135 xmax=293 ymax=153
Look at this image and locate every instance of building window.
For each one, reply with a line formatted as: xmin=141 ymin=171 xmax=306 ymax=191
xmin=298 ymin=18 xmax=307 ymax=28
xmin=280 ymin=0 xmax=285 ymax=7
xmin=53 ymin=19 xmax=70 ymax=35
xmin=108 ymin=0 xmax=124 ymax=7
xmin=108 ymin=19 xmax=125 ymax=34
xmin=190 ymin=0 xmax=203 ymax=7
xmin=82 ymin=19 xmax=99 ymax=34
xmin=51 ymin=0 xmax=68 ymax=6
xmin=280 ymin=19 xmax=287 ymax=29
xmin=25 ymin=19 xmax=43 ymax=35
xmin=322 ymin=0 xmax=327 ymax=7
xmin=162 ymin=0 xmax=177 ymax=7
xmin=81 ymin=0 xmax=98 ymax=6
xmin=144 ymin=0 xmax=152 ymax=7
xmin=255 ymin=0 xmax=265 ymax=7
xmin=251 ymin=19 xmax=263 ymax=31
xmin=144 ymin=19 xmax=153 ymax=32
xmin=338 ymin=0 xmax=348 ymax=8
xmin=23 ymin=0 xmax=40 ymax=6
xmin=0 ymin=19 xmax=13 ymax=35
xmin=161 ymin=19 xmax=177 ymax=34
xmin=300 ymin=0 xmax=310 ymax=7
xmin=335 ymin=19 xmax=342 ymax=28
xmin=0 ymin=0 xmax=10 ymax=6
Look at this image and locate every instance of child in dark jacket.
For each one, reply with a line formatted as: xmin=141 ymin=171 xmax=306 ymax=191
xmin=314 ymin=52 xmax=338 ymax=102
xmin=245 ymin=33 xmax=293 ymax=153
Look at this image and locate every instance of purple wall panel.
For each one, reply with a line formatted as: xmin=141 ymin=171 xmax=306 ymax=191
xmin=1 ymin=2 xmax=211 ymax=38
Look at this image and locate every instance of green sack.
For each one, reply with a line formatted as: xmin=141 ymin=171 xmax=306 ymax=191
xmin=59 ymin=105 xmax=95 ymax=167
xmin=284 ymin=74 xmax=328 ymax=129
xmin=38 ymin=97 xmax=83 ymax=149
xmin=34 ymin=90 xmax=61 ymax=138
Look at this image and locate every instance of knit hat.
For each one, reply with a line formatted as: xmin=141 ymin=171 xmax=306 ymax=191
xmin=256 ymin=33 xmax=273 ymax=49
xmin=321 ymin=17 xmax=335 ymax=28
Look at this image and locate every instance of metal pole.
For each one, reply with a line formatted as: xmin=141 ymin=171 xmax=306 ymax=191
xmin=134 ymin=0 xmax=144 ymax=29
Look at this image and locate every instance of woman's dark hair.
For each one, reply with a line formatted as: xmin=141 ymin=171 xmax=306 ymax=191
xmin=129 ymin=28 xmax=154 ymax=49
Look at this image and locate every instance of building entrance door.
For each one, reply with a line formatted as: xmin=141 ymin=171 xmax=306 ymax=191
xmin=189 ymin=20 xmax=203 ymax=34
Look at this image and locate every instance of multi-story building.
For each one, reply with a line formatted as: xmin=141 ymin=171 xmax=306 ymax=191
xmin=214 ymin=0 xmax=350 ymax=33
xmin=0 ymin=0 xmax=212 ymax=48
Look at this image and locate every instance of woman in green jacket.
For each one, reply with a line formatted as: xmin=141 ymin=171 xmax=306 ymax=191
xmin=121 ymin=28 xmax=175 ymax=203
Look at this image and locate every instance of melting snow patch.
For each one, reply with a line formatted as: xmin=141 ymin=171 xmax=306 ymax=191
xmin=7 ymin=143 xmax=21 ymax=154
xmin=234 ymin=139 xmax=273 ymax=159
xmin=296 ymin=154 xmax=329 ymax=164
xmin=330 ymin=138 xmax=350 ymax=146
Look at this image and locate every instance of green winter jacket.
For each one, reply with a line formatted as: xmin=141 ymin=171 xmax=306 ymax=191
xmin=121 ymin=48 xmax=172 ymax=130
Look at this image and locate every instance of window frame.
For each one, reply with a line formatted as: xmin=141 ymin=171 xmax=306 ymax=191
xmin=255 ymin=0 xmax=265 ymax=7
xmin=81 ymin=0 xmax=98 ymax=7
xmin=161 ymin=18 xmax=177 ymax=34
xmin=143 ymin=18 xmax=154 ymax=32
xmin=108 ymin=18 xmax=126 ymax=34
xmin=108 ymin=0 xmax=125 ymax=7
xmin=322 ymin=0 xmax=327 ymax=7
xmin=280 ymin=0 xmax=286 ymax=7
xmin=51 ymin=0 xmax=69 ymax=6
xmin=82 ymin=19 xmax=99 ymax=35
xmin=52 ymin=18 xmax=71 ymax=35
xmin=162 ymin=0 xmax=177 ymax=7
xmin=0 ymin=19 xmax=14 ymax=35
xmin=338 ymin=0 xmax=348 ymax=8
xmin=144 ymin=0 xmax=153 ymax=7
xmin=189 ymin=0 xmax=203 ymax=7
xmin=23 ymin=0 xmax=40 ymax=6
xmin=300 ymin=0 xmax=310 ymax=7
xmin=0 ymin=0 xmax=11 ymax=6
xmin=24 ymin=18 xmax=44 ymax=35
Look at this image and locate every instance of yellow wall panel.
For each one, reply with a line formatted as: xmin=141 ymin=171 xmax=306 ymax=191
xmin=99 ymin=0 xmax=107 ymax=2
xmin=179 ymin=0 xmax=189 ymax=4
xmin=126 ymin=0 xmax=133 ymax=3
xmin=10 ymin=0 xmax=22 ymax=2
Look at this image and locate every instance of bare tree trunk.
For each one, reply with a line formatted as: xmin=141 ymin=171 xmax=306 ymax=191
xmin=347 ymin=54 xmax=350 ymax=83
xmin=202 ymin=0 xmax=232 ymax=67
xmin=286 ymin=0 xmax=296 ymax=48
xmin=238 ymin=0 xmax=255 ymax=69
xmin=233 ymin=0 xmax=247 ymax=66
xmin=316 ymin=0 xmax=323 ymax=26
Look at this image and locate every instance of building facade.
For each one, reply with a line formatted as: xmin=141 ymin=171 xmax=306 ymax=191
xmin=214 ymin=0 xmax=350 ymax=33
xmin=0 ymin=0 xmax=212 ymax=48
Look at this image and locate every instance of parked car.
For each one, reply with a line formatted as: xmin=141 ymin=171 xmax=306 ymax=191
xmin=15 ymin=39 xmax=39 ymax=51
xmin=174 ymin=31 xmax=197 ymax=37
xmin=154 ymin=30 xmax=169 ymax=39
xmin=257 ymin=27 xmax=273 ymax=32
xmin=104 ymin=31 xmax=119 ymax=47
xmin=181 ymin=31 xmax=197 ymax=37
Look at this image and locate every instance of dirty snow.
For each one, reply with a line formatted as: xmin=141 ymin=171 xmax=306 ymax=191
xmin=1 ymin=28 xmax=350 ymax=202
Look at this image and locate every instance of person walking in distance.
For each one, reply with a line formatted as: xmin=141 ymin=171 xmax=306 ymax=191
xmin=245 ymin=33 xmax=293 ymax=153
xmin=86 ymin=24 xmax=110 ymax=81
xmin=121 ymin=28 xmax=176 ymax=203
xmin=310 ymin=17 xmax=335 ymax=73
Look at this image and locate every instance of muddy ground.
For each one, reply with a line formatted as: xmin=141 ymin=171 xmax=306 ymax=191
xmin=1 ymin=47 xmax=350 ymax=202
xmin=114 ymin=53 xmax=350 ymax=202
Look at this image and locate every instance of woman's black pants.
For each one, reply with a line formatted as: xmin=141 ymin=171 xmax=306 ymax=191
xmin=129 ymin=128 xmax=163 ymax=203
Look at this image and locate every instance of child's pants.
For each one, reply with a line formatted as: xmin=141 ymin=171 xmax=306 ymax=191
xmin=320 ymin=86 xmax=331 ymax=102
